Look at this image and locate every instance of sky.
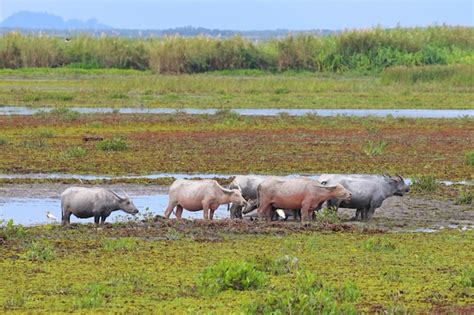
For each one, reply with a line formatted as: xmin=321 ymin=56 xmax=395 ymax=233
xmin=0 ymin=0 xmax=472 ymax=30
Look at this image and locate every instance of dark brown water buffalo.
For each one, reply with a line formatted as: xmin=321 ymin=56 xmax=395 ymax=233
xmin=164 ymin=179 xmax=248 ymax=220
xmin=257 ymin=177 xmax=352 ymax=222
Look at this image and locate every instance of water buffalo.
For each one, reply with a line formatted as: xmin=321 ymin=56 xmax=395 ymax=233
xmin=164 ymin=179 xmax=248 ymax=220
xmin=61 ymin=187 xmax=139 ymax=225
xmin=319 ymin=174 xmax=410 ymax=220
xmin=257 ymin=177 xmax=352 ymax=222
xmin=228 ymin=175 xmax=266 ymax=218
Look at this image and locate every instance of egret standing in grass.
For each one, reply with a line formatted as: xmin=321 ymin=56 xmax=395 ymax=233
xmin=46 ymin=211 xmax=58 ymax=222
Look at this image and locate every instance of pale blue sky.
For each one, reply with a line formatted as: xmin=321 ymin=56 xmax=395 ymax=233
xmin=1 ymin=0 xmax=472 ymax=30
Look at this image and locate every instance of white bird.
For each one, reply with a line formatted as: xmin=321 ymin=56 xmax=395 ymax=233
xmin=276 ymin=209 xmax=286 ymax=220
xmin=46 ymin=211 xmax=58 ymax=221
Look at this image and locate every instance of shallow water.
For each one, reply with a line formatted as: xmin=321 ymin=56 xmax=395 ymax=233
xmin=1 ymin=106 xmax=473 ymax=118
xmin=0 ymin=194 xmax=230 ymax=226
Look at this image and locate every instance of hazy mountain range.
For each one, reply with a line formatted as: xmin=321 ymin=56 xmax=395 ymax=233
xmin=0 ymin=11 xmax=112 ymax=30
xmin=0 ymin=11 xmax=335 ymax=39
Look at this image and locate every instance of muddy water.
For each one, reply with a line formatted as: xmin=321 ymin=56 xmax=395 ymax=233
xmin=0 ymin=193 xmax=229 ymax=226
xmin=1 ymin=106 xmax=473 ymax=118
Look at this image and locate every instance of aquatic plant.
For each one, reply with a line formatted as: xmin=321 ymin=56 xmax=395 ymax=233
xmin=196 ymin=260 xmax=267 ymax=295
xmin=361 ymin=237 xmax=396 ymax=252
xmin=0 ymin=219 xmax=27 ymax=240
xmin=48 ymin=107 xmax=81 ymax=121
xmin=72 ymin=284 xmax=108 ymax=310
xmin=411 ymin=175 xmax=438 ymax=193
xmin=96 ymin=137 xmax=129 ymax=151
xmin=454 ymin=268 xmax=474 ymax=288
xmin=365 ymin=140 xmax=388 ymax=157
xmin=315 ymin=207 xmax=340 ymax=224
xmin=255 ymin=255 xmax=300 ymax=275
xmin=102 ymin=237 xmax=139 ymax=252
xmin=23 ymin=241 xmax=56 ymax=262
xmin=455 ymin=188 xmax=473 ymax=205
xmin=466 ymin=151 xmax=474 ymax=166
xmin=62 ymin=147 xmax=87 ymax=160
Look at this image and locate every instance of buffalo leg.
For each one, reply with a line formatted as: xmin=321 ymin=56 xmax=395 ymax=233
xmin=230 ymin=204 xmax=242 ymax=219
xmin=175 ymin=205 xmax=183 ymax=219
xmin=100 ymin=215 xmax=107 ymax=225
xmin=202 ymin=206 xmax=209 ymax=220
xmin=209 ymin=208 xmax=216 ymax=220
xmin=94 ymin=215 xmax=100 ymax=225
xmin=164 ymin=202 xmax=176 ymax=219
xmin=61 ymin=206 xmax=72 ymax=226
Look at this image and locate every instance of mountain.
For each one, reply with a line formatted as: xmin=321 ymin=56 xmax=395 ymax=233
xmin=0 ymin=11 xmax=112 ymax=30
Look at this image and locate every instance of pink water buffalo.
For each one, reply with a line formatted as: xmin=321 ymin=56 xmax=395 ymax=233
xmin=164 ymin=179 xmax=248 ymax=220
xmin=256 ymin=177 xmax=352 ymax=221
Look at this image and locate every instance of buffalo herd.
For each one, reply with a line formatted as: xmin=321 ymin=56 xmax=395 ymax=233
xmin=60 ymin=174 xmax=410 ymax=225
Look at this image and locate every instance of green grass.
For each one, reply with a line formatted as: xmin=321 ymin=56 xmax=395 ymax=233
xmin=1 ymin=225 xmax=471 ymax=313
xmin=0 ymin=65 xmax=473 ymax=109
xmin=96 ymin=137 xmax=129 ymax=151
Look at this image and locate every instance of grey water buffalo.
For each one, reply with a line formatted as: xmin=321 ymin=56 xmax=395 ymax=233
xmin=228 ymin=175 xmax=266 ymax=218
xmin=257 ymin=177 xmax=352 ymax=222
xmin=164 ymin=179 xmax=248 ymax=220
xmin=319 ymin=174 xmax=410 ymax=220
xmin=61 ymin=187 xmax=139 ymax=225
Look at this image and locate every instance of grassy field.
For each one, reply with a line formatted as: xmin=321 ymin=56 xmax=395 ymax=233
xmin=0 ymin=221 xmax=472 ymax=313
xmin=0 ymin=112 xmax=472 ymax=180
xmin=0 ymin=66 xmax=472 ymax=109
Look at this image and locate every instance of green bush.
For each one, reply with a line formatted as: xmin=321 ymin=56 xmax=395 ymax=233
xmin=23 ymin=241 xmax=56 ymax=262
xmin=37 ymin=128 xmax=54 ymax=138
xmin=195 ymin=260 xmax=267 ymax=295
xmin=0 ymin=137 xmax=7 ymax=145
xmin=0 ymin=219 xmax=27 ymax=240
xmin=96 ymin=137 xmax=129 ymax=151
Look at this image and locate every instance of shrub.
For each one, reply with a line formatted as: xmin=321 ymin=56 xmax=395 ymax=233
xmin=0 ymin=137 xmax=7 ymax=145
xmin=411 ymin=175 xmax=438 ymax=193
xmin=195 ymin=260 xmax=267 ymax=295
xmin=96 ymin=137 xmax=129 ymax=151
xmin=24 ymin=241 xmax=56 ymax=261
xmin=2 ymin=293 xmax=27 ymax=310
